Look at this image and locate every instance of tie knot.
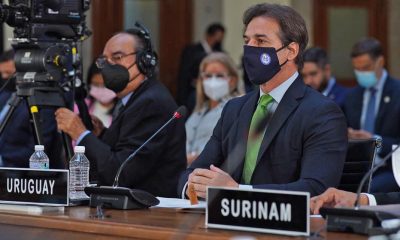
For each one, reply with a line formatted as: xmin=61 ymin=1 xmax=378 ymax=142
xmin=369 ymin=88 xmax=377 ymax=95
xmin=259 ymin=94 xmax=274 ymax=108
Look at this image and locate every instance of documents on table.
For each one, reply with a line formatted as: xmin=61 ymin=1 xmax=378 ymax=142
xmin=155 ymin=197 xmax=206 ymax=209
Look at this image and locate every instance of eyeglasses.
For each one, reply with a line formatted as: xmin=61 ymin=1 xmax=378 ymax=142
xmin=96 ymin=52 xmax=136 ymax=69
xmin=200 ymin=72 xmax=230 ymax=79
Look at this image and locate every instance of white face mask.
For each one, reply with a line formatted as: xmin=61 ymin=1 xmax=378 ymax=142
xmin=202 ymin=77 xmax=230 ymax=101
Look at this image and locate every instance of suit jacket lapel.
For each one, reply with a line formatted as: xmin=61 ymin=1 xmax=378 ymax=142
xmin=375 ymin=76 xmax=392 ymax=131
xmin=256 ymin=77 xmax=305 ymax=165
xmin=228 ymin=90 xmax=259 ymax=180
xmin=111 ymin=79 xmax=151 ymax=122
xmin=350 ymin=87 xmax=364 ymax=129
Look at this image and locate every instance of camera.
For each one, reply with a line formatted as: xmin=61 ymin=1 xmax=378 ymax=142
xmin=0 ymin=0 xmax=90 ymax=40
xmin=0 ymin=0 xmax=92 ymax=159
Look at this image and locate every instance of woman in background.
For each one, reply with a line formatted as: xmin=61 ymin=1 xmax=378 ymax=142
xmin=86 ymin=62 xmax=117 ymax=127
xmin=186 ymin=52 xmax=244 ymax=165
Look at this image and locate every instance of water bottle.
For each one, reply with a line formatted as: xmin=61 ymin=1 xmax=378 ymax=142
xmin=29 ymin=145 xmax=49 ymax=169
xmin=69 ymin=146 xmax=90 ymax=199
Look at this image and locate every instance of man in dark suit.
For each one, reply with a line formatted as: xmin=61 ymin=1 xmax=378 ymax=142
xmin=342 ymin=38 xmax=400 ymax=193
xmin=310 ymin=187 xmax=400 ymax=214
xmin=301 ymin=47 xmax=348 ymax=107
xmin=0 ymin=50 xmax=64 ymax=169
xmin=177 ymin=23 xmax=225 ymax=112
xmin=178 ymin=3 xmax=347 ymax=198
xmin=55 ymin=27 xmax=186 ymax=198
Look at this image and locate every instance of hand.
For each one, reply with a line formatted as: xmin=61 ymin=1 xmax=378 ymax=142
xmin=91 ymin=115 xmax=105 ymax=136
xmin=187 ymin=164 xmax=238 ymax=198
xmin=55 ymin=108 xmax=87 ymax=140
xmin=310 ymin=188 xmax=369 ymax=214
xmin=348 ymin=128 xmax=373 ymax=139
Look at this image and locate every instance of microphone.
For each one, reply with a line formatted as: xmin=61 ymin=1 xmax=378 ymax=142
xmin=84 ymin=106 xmax=187 ymax=210
xmin=112 ymin=105 xmax=187 ymax=187
xmin=354 ymin=144 xmax=400 ymax=207
xmin=320 ymin=140 xmax=400 ymax=235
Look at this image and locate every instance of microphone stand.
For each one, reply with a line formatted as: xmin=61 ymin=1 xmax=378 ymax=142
xmin=84 ymin=107 xmax=186 ymax=210
xmin=321 ymin=142 xmax=400 ymax=235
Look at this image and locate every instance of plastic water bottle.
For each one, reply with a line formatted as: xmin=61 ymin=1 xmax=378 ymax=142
xmin=29 ymin=145 xmax=49 ymax=169
xmin=69 ymin=146 xmax=90 ymax=199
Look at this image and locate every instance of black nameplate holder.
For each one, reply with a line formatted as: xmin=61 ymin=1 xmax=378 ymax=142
xmin=206 ymin=187 xmax=310 ymax=236
xmin=0 ymin=167 xmax=69 ymax=206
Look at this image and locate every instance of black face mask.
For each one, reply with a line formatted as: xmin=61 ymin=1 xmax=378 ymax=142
xmin=101 ymin=62 xmax=136 ymax=93
xmin=243 ymin=45 xmax=288 ymax=85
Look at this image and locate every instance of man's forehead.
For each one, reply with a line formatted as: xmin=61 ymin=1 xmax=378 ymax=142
xmin=244 ymin=16 xmax=279 ymax=35
xmin=104 ymin=33 xmax=135 ymax=54
xmin=0 ymin=60 xmax=15 ymax=68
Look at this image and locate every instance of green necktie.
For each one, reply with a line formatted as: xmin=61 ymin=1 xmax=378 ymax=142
xmin=242 ymin=94 xmax=274 ymax=184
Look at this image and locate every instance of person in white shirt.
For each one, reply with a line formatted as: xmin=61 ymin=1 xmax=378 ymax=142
xmin=310 ymin=187 xmax=400 ymax=214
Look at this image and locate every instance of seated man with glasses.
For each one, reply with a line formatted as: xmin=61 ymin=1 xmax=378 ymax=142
xmin=55 ymin=27 xmax=186 ymax=198
xmin=301 ymin=47 xmax=348 ymax=107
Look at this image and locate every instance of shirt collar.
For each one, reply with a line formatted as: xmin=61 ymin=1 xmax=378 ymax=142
xmin=373 ymin=69 xmax=388 ymax=91
xmin=259 ymin=71 xmax=299 ymax=104
xmin=201 ymin=40 xmax=212 ymax=54
xmin=121 ymin=92 xmax=133 ymax=106
xmin=322 ymin=77 xmax=336 ymax=96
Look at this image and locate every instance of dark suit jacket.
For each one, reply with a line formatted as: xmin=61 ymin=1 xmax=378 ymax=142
xmin=177 ymin=43 xmax=207 ymax=108
xmin=327 ymin=82 xmax=348 ymax=107
xmin=0 ymin=91 xmax=65 ymax=169
xmin=80 ymin=77 xmax=186 ymax=198
xmin=178 ymin=76 xmax=348 ymax=197
xmin=342 ymin=75 xmax=400 ymax=158
xmin=374 ymin=192 xmax=400 ymax=205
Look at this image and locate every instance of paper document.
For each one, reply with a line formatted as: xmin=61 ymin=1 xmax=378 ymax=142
xmin=155 ymin=197 xmax=206 ymax=209
xmin=0 ymin=204 xmax=64 ymax=214
xmin=392 ymin=145 xmax=400 ymax=188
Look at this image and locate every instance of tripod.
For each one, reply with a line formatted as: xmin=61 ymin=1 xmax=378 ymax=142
xmin=0 ymin=85 xmax=75 ymax=162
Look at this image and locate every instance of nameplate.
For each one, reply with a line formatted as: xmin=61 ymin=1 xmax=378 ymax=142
xmin=0 ymin=167 xmax=69 ymax=206
xmin=206 ymin=187 xmax=310 ymax=236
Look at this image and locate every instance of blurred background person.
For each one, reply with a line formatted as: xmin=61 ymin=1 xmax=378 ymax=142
xmin=0 ymin=50 xmax=64 ymax=168
xmin=342 ymin=37 xmax=400 ymax=193
xmin=177 ymin=23 xmax=225 ymax=114
xmin=301 ymin=47 xmax=348 ymax=107
xmin=86 ymin=61 xmax=117 ymax=128
xmin=0 ymin=50 xmax=16 ymax=108
xmin=186 ymin=52 xmax=244 ymax=165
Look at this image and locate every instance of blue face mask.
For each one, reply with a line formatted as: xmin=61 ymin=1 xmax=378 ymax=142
xmin=354 ymin=70 xmax=377 ymax=88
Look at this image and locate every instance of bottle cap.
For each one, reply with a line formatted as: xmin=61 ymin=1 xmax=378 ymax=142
xmin=34 ymin=145 xmax=44 ymax=151
xmin=74 ymin=146 xmax=85 ymax=153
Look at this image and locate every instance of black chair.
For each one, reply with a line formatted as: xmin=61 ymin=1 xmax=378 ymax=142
xmin=338 ymin=138 xmax=381 ymax=193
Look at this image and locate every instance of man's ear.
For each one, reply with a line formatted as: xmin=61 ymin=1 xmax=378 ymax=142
xmin=286 ymin=42 xmax=299 ymax=62
xmin=377 ymin=55 xmax=385 ymax=68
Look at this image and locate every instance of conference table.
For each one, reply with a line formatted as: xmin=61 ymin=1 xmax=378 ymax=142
xmin=0 ymin=205 xmax=368 ymax=239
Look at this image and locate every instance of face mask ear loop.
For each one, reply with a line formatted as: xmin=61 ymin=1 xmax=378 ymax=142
xmin=276 ymin=43 xmax=290 ymax=67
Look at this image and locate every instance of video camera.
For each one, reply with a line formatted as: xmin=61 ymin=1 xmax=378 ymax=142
xmin=0 ymin=0 xmax=90 ymax=40
xmin=0 ymin=0 xmax=92 ymax=160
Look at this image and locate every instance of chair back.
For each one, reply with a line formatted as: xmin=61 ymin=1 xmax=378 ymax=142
xmin=338 ymin=138 xmax=381 ymax=193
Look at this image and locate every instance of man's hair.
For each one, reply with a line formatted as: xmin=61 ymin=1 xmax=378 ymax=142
xmin=119 ymin=30 xmax=146 ymax=52
xmin=350 ymin=37 xmax=383 ymax=60
xmin=87 ymin=60 xmax=101 ymax=85
xmin=243 ymin=3 xmax=308 ymax=66
xmin=303 ymin=47 xmax=329 ymax=68
xmin=206 ymin=23 xmax=225 ymax=36
xmin=0 ymin=49 xmax=15 ymax=63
